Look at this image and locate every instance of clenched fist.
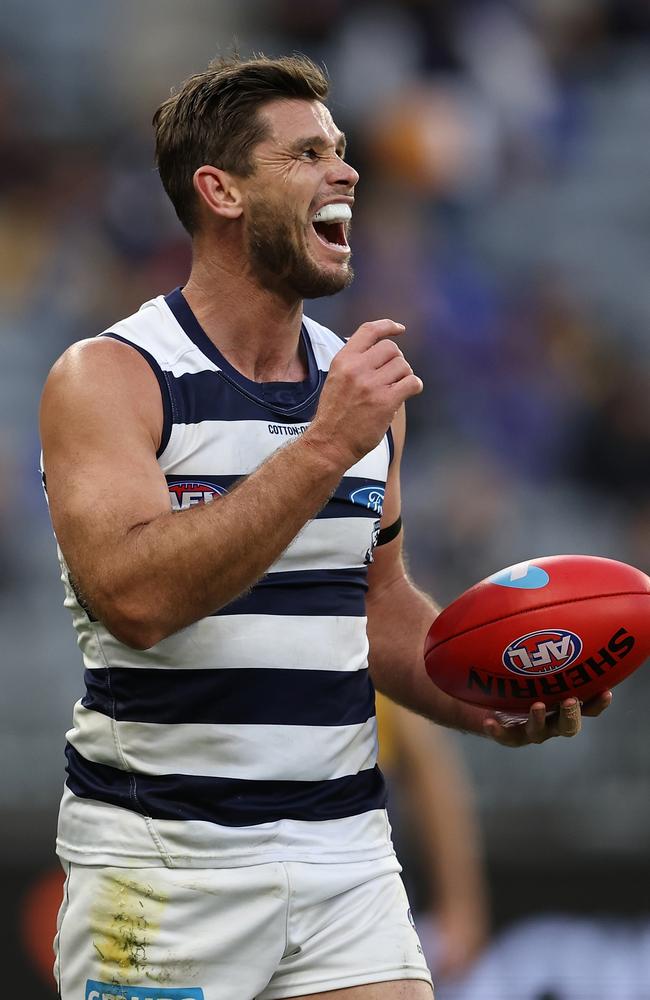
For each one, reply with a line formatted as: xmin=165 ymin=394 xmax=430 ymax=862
xmin=306 ymin=319 xmax=423 ymax=470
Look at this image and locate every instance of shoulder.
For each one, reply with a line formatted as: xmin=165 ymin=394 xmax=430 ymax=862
xmin=43 ymin=335 xmax=158 ymax=398
xmin=41 ymin=292 xmax=178 ymax=423
xmin=40 ymin=335 xmax=164 ymax=452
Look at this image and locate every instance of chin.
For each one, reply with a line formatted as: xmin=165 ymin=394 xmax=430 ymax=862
xmin=294 ymin=255 xmax=354 ymax=299
xmin=247 ymin=218 xmax=354 ymax=298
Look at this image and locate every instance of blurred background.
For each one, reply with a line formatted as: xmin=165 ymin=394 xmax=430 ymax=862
xmin=2 ymin=0 xmax=650 ymax=996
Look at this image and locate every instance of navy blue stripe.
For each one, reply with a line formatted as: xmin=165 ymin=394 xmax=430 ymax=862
xmin=65 ymin=744 xmax=387 ymax=826
xmin=170 ymin=369 xmax=321 ymax=424
xmin=386 ymin=426 xmax=395 ymax=464
xmin=214 ymin=567 xmax=368 ymax=617
xmin=335 ymin=478 xmax=385 ymax=518
xmin=166 ymin=476 xmax=385 ymax=520
xmin=80 ymin=568 xmax=368 ymax=627
xmin=100 ymin=332 xmax=173 ymax=457
xmin=165 ymin=287 xmax=322 ymax=416
xmin=82 ymin=666 xmax=375 ymax=726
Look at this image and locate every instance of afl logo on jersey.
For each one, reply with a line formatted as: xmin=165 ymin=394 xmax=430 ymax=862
xmin=350 ymin=485 xmax=385 ymax=515
xmin=502 ymin=629 xmax=583 ymax=677
xmin=169 ymin=481 xmax=227 ymax=511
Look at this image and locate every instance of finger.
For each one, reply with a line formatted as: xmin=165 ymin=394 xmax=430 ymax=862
xmin=557 ymin=697 xmax=581 ymax=737
xmin=581 ymin=690 xmax=613 ymax=717
xmin=345 ymin=320 xmax=406 ymax=352
xmin=365 ymin=339 xmax=403 ymax=368
xmin=376 ymin=355 xmax=415 ymax=385
xmin=483 ymin=717 xmax=526 ymax=747
xmin=483 ymin=718 xmax=504 ymax=743
xmin=525 ymin=702 xmax=548 ymax=743
xmin=388 ymin=371 xmax=424 ymax=400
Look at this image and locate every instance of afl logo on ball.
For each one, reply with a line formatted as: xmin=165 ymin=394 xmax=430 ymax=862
xmin=169 ymin=481 xmax=227 ymax=511
xmin=503 ymin=629 xmax=583 ymax=676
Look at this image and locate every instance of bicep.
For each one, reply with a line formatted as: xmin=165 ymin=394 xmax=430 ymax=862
xmin=40 ymin=338 xmax=170 ymax=597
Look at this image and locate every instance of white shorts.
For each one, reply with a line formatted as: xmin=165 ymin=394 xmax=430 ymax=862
xmin=54 ymin=857 xmax=432 ymax=999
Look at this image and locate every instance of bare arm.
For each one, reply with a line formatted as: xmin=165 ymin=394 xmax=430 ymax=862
xmin=367 ymin=407 xmax=612 ymax=744
xmin=366 ymin=407 xmax=491 ymax=735
xmin=40 ymin=320 xmax=422 ymax=649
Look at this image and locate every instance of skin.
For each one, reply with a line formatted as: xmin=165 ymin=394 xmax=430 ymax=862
xmin=40 ymin=96 xmax=611 ymax=1000
xmin=293 ymin=984 xmax=433 ymax=999
xmin=184 ymin=99 xmax=357 ymax=380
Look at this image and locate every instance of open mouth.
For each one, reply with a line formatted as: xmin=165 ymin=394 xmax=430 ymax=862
xmin=311 ymin=203 xmax=352 ymax=254
xmin=312 ymin=220 xmax=349 ymax=251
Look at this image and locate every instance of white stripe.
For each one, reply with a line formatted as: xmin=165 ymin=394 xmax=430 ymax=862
xmin=68 ymin=705 xmax=378 ymax=781
xmin=110 ymin=301 xmax=340 ymax=378
xmin=303 ymin=315 xmax=341 ymax=372
xmin=106 ymin=298 xmax=219 ymax=376
xmin=82 ymin=615 xmax=369 ymax=672
xmin=163 ymin=349 xmax=221 ymax=377
xmin=270 ymin=516 xmax=372 ymax=572
xmin=56 ymin=786 xmax=393 ymax=868
xmin=110 ymin=333 xmax=220 ymax=379
xmin=162 ymin=419 xmax=390 ymax=480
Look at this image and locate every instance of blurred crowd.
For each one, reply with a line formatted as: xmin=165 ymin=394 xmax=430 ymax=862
xmin=1 ymin=0 xmax=650 ymax=908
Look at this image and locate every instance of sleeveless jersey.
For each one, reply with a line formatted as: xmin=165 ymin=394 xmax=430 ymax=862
xmin=53 ymin=288 xmax=395 ymax=868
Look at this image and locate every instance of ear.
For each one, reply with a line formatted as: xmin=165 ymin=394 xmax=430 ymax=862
xmin=193 ymin=165 xmax=243 ymax=220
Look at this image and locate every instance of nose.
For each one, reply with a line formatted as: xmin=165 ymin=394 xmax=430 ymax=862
xmin=327 ymin=156 xmax=360 ymax=191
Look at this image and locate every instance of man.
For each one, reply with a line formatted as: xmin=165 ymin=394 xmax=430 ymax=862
xmin=40 ymin=54 xmax=610 ymax=1000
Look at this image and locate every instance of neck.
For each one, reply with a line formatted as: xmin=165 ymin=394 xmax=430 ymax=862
xmin=182 ymin=248 xmax=307 ymax=383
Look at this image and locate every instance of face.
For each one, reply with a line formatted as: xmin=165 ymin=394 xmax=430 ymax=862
xmin=242 ymin=99 xmax=359 ymax=299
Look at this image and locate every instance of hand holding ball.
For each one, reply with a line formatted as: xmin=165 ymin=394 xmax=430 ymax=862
xmin=425 ymin=555 xmax=650 ymax=713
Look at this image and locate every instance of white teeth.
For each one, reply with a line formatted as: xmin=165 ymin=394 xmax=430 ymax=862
xmin=312 ymin=203 xmax=352 ymax=224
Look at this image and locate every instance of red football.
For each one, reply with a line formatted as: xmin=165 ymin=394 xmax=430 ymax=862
xmin=424 ymin=555 xmax=650 ymax=711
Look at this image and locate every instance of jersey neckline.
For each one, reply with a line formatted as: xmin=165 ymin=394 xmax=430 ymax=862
xmin=165 ymin=286 xmax=322 ymax=415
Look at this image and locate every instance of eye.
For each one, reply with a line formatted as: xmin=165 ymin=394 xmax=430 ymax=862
xmin=301 ymin=148 xmax=320 ymax=161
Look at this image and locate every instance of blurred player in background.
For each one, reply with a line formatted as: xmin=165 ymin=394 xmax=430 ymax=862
xmin=375 ymin=696 xmax=489 ymax=984
xmin=40 ymin=54 xmax=610 ymax=1000
xmin=374 ymin=695 xmax=489 ymax=984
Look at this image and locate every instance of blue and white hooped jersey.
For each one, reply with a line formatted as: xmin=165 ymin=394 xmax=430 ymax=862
xmin=55 ymin=288 xmax=395 ymax=868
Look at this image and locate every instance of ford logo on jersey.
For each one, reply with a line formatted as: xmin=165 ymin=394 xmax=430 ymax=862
xmin=168 ymin=481 xmax=227 ymax=512
xmin=350 ymin=485 xmax=384 ymax=514
xmin=502 ymin=629 xmax=583 ymax=676
xmin=85 ymin=982 xmax=204 ymax=1000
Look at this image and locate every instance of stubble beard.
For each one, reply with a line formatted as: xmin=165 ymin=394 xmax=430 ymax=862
xmin=245 ymin=196 xmax=354 ymax=300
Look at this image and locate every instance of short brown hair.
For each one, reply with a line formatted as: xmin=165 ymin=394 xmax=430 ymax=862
xmin=153 ymin=54 xmax=330 ymax=234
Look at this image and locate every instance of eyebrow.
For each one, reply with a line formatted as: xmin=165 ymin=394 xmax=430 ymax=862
xmin=289 ymin=133 xmax=347 ymax=156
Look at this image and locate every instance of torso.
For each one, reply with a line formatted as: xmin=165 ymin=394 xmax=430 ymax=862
xmin=53 ymin=288 xmax=396 ymax=868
